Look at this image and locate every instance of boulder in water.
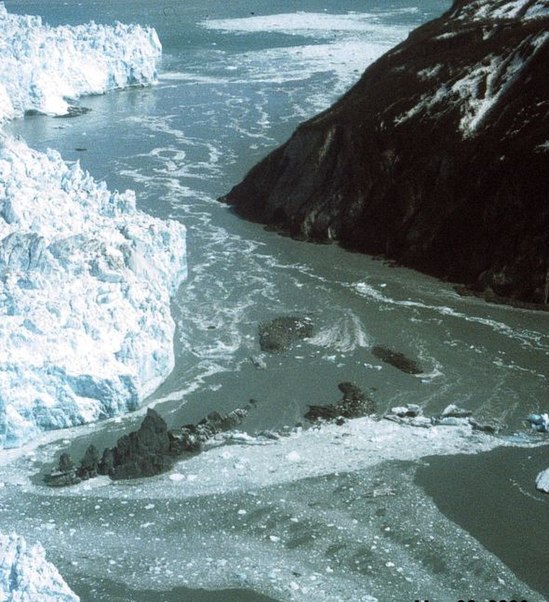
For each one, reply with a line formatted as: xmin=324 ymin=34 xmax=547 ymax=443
xmin=305 ymin=382 xmax=375 ymax=422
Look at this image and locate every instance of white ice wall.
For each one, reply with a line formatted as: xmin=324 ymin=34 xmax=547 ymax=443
xmin=0 ymin=1 xmax=161 ymax=121
xmin=0 ymin=5 xmax=187 ymax=448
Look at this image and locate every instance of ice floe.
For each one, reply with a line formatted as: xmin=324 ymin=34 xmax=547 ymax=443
xmin=536 ymin=467 xmax=549 ymax=493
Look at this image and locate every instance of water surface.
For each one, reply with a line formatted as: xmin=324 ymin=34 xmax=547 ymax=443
xmin=2 ymin=0 xmax=549 ymax=600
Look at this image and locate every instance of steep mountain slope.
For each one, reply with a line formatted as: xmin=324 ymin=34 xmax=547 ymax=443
xmin=221 ymin=0 xmax=549 ymax=304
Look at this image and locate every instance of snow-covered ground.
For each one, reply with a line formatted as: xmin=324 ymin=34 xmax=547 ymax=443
xmin=394 ymin=10 xmax=548 ymax=137
xmin=0 ymin=532 xmax=79 ymax=601
xmin=0 ymin=1 xmax=161 ymax=122
xmin=452 ymin=0 xmax=549 ymax=21
xmin=0 ymin=4 xmax=186 ymax=449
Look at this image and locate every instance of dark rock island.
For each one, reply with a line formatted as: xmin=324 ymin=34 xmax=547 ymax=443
xmin=44 ymin=405 xmax=252 ymax=485
xmin=221 ymin=0 xmax=549 ymax=305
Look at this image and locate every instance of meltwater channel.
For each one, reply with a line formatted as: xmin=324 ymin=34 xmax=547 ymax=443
xmin=2 ymin=0 xmax=549 ymax=601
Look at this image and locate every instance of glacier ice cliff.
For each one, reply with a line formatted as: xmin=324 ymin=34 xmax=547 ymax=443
xmin=0 ymin=532 xmax=79 ymax=601
xmin=0 ymin=137 xmax=186 ymax=448
xmin=0 ymin=1 xmax=161 ymax=122
xmin=0 ymin=5 xmax=186 ymax=448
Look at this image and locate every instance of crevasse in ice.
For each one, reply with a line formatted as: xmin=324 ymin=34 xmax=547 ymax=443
xmin=0 ymin=532 xmax=80 ymax=601
xmin=0 ymin=1 xmax=161 ymax=121
xmin=0 ymin=4 xmax=186 ymax=448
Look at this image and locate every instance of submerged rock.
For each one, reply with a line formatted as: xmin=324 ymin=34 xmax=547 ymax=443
xmin=258 ymin=316 xmax=313 ymax=352
xmin=371 ymin=346 xmax=423 ymax=375
xmin=220 ymin=0 xmax=549 ymax=305
xmin=469 ymin=418 xmax=501 ymax=434
xmin=305 ymin=382 xmax=375 ymax=422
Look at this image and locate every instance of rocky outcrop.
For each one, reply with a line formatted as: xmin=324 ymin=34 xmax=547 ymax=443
xmin=45 ymin=406 xmax=252 ymax=484
xmin=101 ymin=409 xmax=173 ymax=480
xmin=43 ymin=452 xmax=81 ymax=487
xmin=305 ymin=382 xmax=376 ymax=422
xmin=221 ymin=0 xmax=549 ymax=305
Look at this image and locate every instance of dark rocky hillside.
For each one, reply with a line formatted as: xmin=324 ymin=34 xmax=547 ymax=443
xmin=221 ymin=0 xmax=549 ymax=305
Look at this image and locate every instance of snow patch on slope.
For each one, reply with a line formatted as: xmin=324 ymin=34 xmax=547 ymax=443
xmin=394 ymin=30 xmax=549 ymax=137
xmin=453 ymin=0 xmax=549 ymax=21
xmin=0 ymin=1 xmax=161 ymax=122
xmin=0 ymin=532 xmax=79 ymax=601
xmin=0 ymin=137 xmax=186 ymax=448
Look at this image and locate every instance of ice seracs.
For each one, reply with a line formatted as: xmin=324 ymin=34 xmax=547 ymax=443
xmin=0 ymin=137 xmax=187 ymax=448
xmin=0 ymin=1 xmax=161 ymax=122
xmin=0 ymin=532 xmax=79 ymax=601
xmin=0 ymin=4 xmax=186 ymax=448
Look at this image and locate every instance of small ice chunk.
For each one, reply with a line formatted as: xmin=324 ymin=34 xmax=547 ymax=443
xmin=535 ymin=468 xmax=549 ymax=493
xmin=286 ymin=451 xmax=301 ymax=462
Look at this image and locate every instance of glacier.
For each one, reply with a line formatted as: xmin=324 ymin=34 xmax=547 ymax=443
xmin=0 ymin=532 xmax=79 ymax=602
xmin=0 ymin=137 xmax=186 ymax=449
xmin=0 ymin=4 xmax=187 ymax=448
xmin=0 ymin=1 xmax=161 ymax=122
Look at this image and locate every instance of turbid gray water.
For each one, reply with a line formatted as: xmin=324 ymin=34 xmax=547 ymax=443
xmin=416 ymin=445 xmax=549 ymax=598
xmin=2 ymin=0 xmax=549 ymax=600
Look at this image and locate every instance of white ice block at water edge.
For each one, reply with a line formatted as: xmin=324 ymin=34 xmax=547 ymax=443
xmin=536 ymin=468 xmax=549 ymax=494
xmin=0 ymin=1 xmax=161 ymax=123
xmin=0 ymin=137 xmax=187 ymax=448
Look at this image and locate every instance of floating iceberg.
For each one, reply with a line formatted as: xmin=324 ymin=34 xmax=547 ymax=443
xmin=0 ymin=1 xmax=161 ymax=122
xmin=0 ymin=137 xmax=187 ymax=448
xmin=536 ymin=468 xmax=549 ymax=493
xmin=0 ymin=532 xmax=79 ymax=601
